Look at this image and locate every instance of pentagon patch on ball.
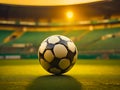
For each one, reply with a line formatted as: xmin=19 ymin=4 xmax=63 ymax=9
xmin=38 ymin=35 xmax=78 ymax=75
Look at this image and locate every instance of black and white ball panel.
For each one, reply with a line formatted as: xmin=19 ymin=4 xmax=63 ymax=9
xmin=44 ymin=50 xmax=54 ymax=63
xmin=39 ymin=42 xmax=47 ymax=54
xmin=53 ymin=44 xmax=68 ymax=58
xmin=48 ymin=36 xmax=60 ymax=44
xmin=60 ymin=35 xmax=71 ymax=41
xmin=49 ymin=67 xmax=61 ymax=74
xmin=40 ymin=59 xmax=50 ymax=70
xmin=67 ymin=42 xmax=76 ymax=53
xmin=58 ymin=59 xmax=70 ymax=70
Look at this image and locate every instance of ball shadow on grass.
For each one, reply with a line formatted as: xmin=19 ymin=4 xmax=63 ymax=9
xmin=27 ymin=75 xmax=82 ymax=90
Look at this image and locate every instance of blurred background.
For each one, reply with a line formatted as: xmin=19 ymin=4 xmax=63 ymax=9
xmin=0 ymin=0 xmax=120 ymax=60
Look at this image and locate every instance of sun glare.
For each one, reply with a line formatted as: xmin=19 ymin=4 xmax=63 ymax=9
xmin=66 ymin=11 xmax=74 ymax=19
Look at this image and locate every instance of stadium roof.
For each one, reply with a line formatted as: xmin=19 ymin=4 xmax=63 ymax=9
xmin=0 ymin=0 xmax=120 ymax=19
xmin=0 ymin=0 xmax=103 ymax=6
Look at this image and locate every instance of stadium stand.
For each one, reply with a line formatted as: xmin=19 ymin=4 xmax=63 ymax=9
xmin=0 ymin=27 xmax=120 ymax=59
xmin=78 ymin=27 xmax=120 ymax=50
xmin=7 ymin=30 xmax=64 ymax=46
xmin=0 ymin=30 xmax=13 ymax=43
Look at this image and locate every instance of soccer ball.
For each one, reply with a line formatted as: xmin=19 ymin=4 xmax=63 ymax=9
xmin=38 ymin=35 xmax=78 ymax=75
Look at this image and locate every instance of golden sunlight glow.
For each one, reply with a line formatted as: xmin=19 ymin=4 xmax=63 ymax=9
xmin=66 ymin=11 xmax=74 ymax=19
xmin=0 ymin=0 xmax=104 ymax=6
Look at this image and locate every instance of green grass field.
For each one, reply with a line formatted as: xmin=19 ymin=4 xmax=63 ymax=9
xmin=0 ymin=59 xmax=120 ymax=90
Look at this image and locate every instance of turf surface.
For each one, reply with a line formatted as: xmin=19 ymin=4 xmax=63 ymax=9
xmin=0 ymin=59 xmax=120 ymax=90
